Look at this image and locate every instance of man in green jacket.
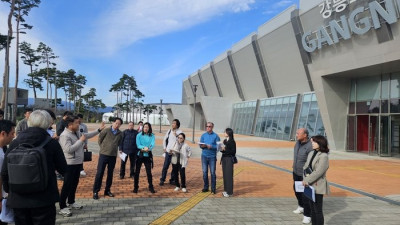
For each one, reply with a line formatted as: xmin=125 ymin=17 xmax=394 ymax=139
xmin=93 ymin=118 xmax=123 ymax=200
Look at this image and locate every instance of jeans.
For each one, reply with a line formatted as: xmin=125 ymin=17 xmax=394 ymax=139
xmin=201 ymin=154 xmax=216 ymax=191
xmin=293 ymin=172 xmax=311 ymax=217
xmin=93 ymin=154 xmax=116 ymax=193
xmin=60 ymin=164 xmax=82 ymax=209
xmin=160 ymin=153 xmax=173 ymax=183
xmin=310 ymin=194 xmax=324 ymax=225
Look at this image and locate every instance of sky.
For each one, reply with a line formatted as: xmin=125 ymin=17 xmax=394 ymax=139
xmin=0 ymin=0 xmax=299 ymax=107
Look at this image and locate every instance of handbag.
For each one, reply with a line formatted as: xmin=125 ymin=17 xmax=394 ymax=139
xmin=231 ymin=156 xmax=238 ymax=164
xmin=83 ymin=149 xmax=92 ymax=162
xmin=0 ymin=198 xmax=14 ymax=223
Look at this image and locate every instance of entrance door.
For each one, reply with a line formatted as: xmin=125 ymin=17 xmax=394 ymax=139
xmin=380 ymin=116 xmax=390 ymax=156
xmin=391 ymin=116 xmax=400 ymax=157
xmin=369 ymin=115 xmax=379 ymax=155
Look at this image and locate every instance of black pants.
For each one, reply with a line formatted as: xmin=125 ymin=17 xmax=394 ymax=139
xmin=134 ymin=157 xmax=153 ymax=188
xmin=93 ymin=154 xmax=116 ymax=193
xmin=222 ymin=156 xmax=234 ymax=195
xmin=310 ymin=194 xmax=324 ymax=225
xmin=120 ymin=152 xmax=136 ymax=177
xmin=13 ymin=205 xmax=56 ymax=225
xmin=293 ymin=172 xmax=311 ymax=217
xmin=60 ymin=164 xmax=82 ymax=209
xmin=160 ymin=153 xmax=173 ymax=183
xmin=171 ymin=163 xmax=186 ymax=188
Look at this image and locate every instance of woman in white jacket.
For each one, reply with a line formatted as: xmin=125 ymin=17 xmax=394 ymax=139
xmin=170 ymin=133 xmax=191 ymax=193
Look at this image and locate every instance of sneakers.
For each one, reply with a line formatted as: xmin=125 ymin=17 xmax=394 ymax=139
xmin=182 ymin=188 xmax=187 ymax=193
xmin=68 ymin=203 xmax=83 ymax=209
xmin=174 ymin=187 xmax=180 ymax=192
xmin=80 ymin=170 xmax=86 ymax=177
xmin=293 ymin=206 xmax=304 ymax=214
xmin=59 ymin=208 xmax=72 ymax=217
xmin=222 ymin=192 xmax=232 ymax=197
xmin=302 ymin=216 xmax=311 ymax=224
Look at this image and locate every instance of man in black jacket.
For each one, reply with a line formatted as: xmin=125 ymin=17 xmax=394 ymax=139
xmin=1 ymin=110 xmax=67 ymax=225
xmin=119 ymin=121 xmax=139 ymax=179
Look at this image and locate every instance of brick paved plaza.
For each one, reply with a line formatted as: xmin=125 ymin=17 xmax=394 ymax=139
xmin=54 ymin=124 xmax=400 ymax=225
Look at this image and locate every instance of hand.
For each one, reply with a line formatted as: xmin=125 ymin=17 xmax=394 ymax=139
xmin=119 ymin=150 xmax=122 ymax=154
xmin=163 ymin=148 xmax=167 ymax=153
xmin=80 ymin=135 xmax=87 ymax=142
xmin=99 ymin=121 xmax=105 ymax=130
xmin=207 ymin=144 xmax=211 ymax=149
xmin=221 ymin=146 xmax=226 ymax=151
xmin=200 ymin=144 xmax=207 ymax=148
xmin=302 ymin=181 xmax=308 ymax=186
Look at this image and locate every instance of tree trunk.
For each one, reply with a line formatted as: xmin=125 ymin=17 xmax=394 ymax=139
xmin=13 ymin=10 xmax=21 ymax=122
xmin=1 ymin=0 xmax=16 ymax=116
xmin=30 ymin=65 xmax=36 ymax=99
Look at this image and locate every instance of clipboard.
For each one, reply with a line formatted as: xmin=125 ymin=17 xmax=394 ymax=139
xmin=304 ymin=186 xmax=315 ymax=202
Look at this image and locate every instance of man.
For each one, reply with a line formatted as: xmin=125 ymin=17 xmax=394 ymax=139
xmin=77 ymin=114 xmax=88 ymax=177
xmin=137 ymin=121 xmax=143 ymax=132
xmin=2 ymin=110 xmax=67 ymax=225
xmin=119 ymin=121 xmax=138 ymax=179
xmin=199 ymin=122 xmax=220 ymax=194
xmin=56 ymin=111 xmax=74 ymax=137
xmin=93 ymin=118 xmax=123 ymax=200
xmin=0 ymin=120 xmax=15 ymax=225
xmin=15 ymin=108 xmax=33 ymax=136
xmin=160 ymin=119 xmax=182 ymax=186
xmin=58 ymin=116 xmax=104 ymax=217
xmin=292 ymin=128 xmax=313 ymax=224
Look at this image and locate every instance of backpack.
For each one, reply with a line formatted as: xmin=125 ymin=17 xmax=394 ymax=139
xmin=7 ymin=136 xmax=52 ymax=194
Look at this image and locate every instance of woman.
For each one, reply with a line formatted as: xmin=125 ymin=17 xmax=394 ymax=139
xmin=303 ymin=135 xmax=330 ymax=225
xmin=171 ymin=133 xmax=192 ymax=193
xmin=220 ymin=128 xmax=236 ymax=197
xmin=134 ymin=122 xmax=156 ymax=193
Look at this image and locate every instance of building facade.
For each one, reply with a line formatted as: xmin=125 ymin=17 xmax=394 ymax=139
xmin=167 ymin=0 xmax=400 ymax=157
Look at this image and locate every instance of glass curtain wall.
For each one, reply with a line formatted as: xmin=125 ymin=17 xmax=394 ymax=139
xmin=347 ymin=73 xmax=400 ymax=157
xmin=254 ymin=95 xmax=297 ymax=140
xmin=231 ymin=101 xmax=257 ymax=135
xmin=297 ymin=93 xmax=325 ymax=136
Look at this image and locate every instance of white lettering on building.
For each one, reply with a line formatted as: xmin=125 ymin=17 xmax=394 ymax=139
xmin=303 ymin=0 xmax=399 ymax=53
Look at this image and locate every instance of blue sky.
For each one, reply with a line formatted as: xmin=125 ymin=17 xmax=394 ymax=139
xmin=0 ymin=0 xmax=299 ymax=106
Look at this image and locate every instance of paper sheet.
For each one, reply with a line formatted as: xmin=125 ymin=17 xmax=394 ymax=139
xmin=119 ymin=152 xmax=127 ymax=162
xmin=295 ymin=181 xmax=304 ymax=192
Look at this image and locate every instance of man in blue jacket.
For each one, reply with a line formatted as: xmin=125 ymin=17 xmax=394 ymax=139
xmin=199 ymin=122 xmax=220 ymax=194
xmin=119 ymin=121 xmax=139 ymax=179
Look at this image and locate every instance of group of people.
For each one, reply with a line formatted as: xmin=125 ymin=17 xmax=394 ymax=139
xmin=0 ymin=107 xmax=330 ymax=225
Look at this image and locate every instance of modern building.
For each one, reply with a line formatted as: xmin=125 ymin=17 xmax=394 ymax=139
xmin=166 ymin=0 xmax=400 ymax=157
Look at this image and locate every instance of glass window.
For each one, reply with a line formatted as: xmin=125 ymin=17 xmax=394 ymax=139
xmin=390 ymin=73 xmax=400 ymax=98
xmin=382 ymin=74 xmax=389 ymax=99
xmin=357 ymin=76 xmax=380 ymax=101
xmin=350 ymin=80 xmax=356 ymax=102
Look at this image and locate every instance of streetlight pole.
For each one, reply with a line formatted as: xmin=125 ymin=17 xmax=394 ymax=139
xmin=192 ymin=84 xmax=198 ymax=143
xmin=159 ymin=99 xmax=163 ymax=133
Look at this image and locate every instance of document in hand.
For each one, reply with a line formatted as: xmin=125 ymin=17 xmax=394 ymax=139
xmin=217 ymin=141 xmax=225 ymax=151
xmin=304 ymin=186 xmax=315 ymax=202
xmin=119 ymin=152 xmax=127 ymax=162
xmin=294 ymin=181 xmax=304 ymax=192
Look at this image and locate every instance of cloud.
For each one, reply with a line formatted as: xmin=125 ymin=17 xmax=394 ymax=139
xmin=92 ymin=0 xmax=255 ymax=56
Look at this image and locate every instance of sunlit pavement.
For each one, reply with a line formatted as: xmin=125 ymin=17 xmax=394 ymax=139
xmin=54 ymin=124 xmax=400 ymax=224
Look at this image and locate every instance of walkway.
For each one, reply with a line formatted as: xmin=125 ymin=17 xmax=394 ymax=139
xmin=54 ymin=124 xmax=400 ymax=224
